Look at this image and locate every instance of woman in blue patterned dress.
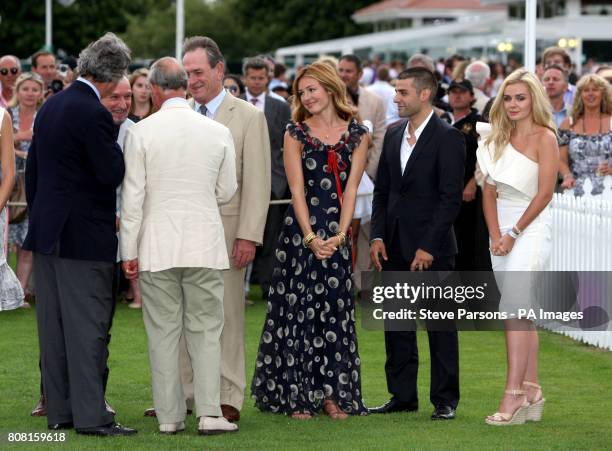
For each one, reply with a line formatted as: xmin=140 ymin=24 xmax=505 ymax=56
xmin=251 ymin=62 xmax=369 ymax=420
xmin=558 ymin=74 xmax=612 ymax=196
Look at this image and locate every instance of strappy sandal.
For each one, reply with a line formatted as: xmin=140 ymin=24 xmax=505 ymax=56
xmin=323 ymin=399 xmax=348 ymax=420
xmin=485 ymin=389 xmax=529 ymax=426
xmin=523 ymin=381 xmax=545 ymax=422
xmin=290 ymin=411 xmax=312 ymax=420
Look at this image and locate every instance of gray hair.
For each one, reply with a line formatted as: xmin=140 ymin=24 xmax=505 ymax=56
xmin=465 ymin=61 xmax=491 ymax=90
xmin=182 ymin=36 xmax=224 ymax=68
xmin=242 ymin=56 xmax=268 ymax=76
xmin=407 ymin=54 xmax=435 ymax=73
xmin=149 ymin=57 xmax=188 ymax=90
xmin=77 ymin=32 xmax=131 ymax=83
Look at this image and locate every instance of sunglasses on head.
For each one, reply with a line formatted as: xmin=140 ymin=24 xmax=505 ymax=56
xmin=225 ymin=85 xmax=238 ymax=93
xmin=0 ymin=68 xmax=19 ymax=76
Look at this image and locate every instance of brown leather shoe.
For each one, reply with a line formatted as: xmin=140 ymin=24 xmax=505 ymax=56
xmin=144 ymin=407 xmax=192 ymax=417
xmin=31 ymin=395 xmax=47 ymax=417
xmin=221 ymin=404 xmax=240 ymax=422
xmin=143 ymin=407 xmax=156 ymax=417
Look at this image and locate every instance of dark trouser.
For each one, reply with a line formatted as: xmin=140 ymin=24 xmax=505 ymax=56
xmin=382 ymin=239 xmax=460 ymax=409
xmin=38 ymin=264 xmax=119 ymax=398
xmin=253 ymin=193 xmax=288 ymax=298
xmin=34 ymin=252 xmax=115 ymax=429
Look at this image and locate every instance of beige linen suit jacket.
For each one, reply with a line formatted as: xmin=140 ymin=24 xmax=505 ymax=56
xmin=358 ymin=87 xmax=387 ymax=181
xmin=120 ymin=100 xmax=237 ymax=272
xmin=196 ymin=93 xmax=272 ymax=244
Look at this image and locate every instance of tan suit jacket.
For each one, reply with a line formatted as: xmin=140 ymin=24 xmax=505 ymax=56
xmin=120 ymin=100 xmax=237 ymax=272
xmin=190 ymin=94 xmax=271 ymax=244
xmin=358 ymin=87 xmax=387 ymax=180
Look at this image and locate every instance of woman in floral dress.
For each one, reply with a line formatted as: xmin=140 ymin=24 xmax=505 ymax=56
xmin=252 ymin=62 xmax=369 ymax=420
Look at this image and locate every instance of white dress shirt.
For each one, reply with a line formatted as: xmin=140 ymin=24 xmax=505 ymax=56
xmin=246 ymin=90 xmax=266 ymax=112
xmin=195 ymin=88 xmax=227 ymax=118
xmin=400 ymin=109 xmax=434 ymax=174
xmin=76 ymin=77 xmax=101 ymax=100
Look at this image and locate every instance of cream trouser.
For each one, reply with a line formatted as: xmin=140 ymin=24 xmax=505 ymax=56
xmin=140 ymin=267 xmax=224 ymax=423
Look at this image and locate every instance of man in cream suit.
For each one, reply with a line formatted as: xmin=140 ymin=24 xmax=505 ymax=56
xmin=121 ymin=57 xmax=238 ymax=435
xmin=181 ymin=36 xmax=271 ymax=423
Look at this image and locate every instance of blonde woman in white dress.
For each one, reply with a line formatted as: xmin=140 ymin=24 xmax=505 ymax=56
xmin=0 ymin=106 xmax=24 ymax=311
xmin=476 ymin=70 xmax=558 ymax=426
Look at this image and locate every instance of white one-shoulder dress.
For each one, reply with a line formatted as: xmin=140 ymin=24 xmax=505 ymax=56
xmin=476 ymin=122 xmax=552 ymax=314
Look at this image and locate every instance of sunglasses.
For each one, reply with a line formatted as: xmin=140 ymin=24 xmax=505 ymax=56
xmin=0 ymin=68 xmax=19 ymax=76
xmin=225 ymin=85 xmax=238 ymax=93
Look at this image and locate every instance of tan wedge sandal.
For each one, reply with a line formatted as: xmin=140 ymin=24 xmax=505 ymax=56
xmin=485 ymin=389 xmax=529 ymax=426
xmin=523 ymin=381 xmax=545 ymax=422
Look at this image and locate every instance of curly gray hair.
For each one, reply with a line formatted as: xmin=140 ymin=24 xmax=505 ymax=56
xmin=77 ymin=32 xmax=131 ymax=83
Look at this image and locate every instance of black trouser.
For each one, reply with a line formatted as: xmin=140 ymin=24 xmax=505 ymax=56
xmin=34 ymin=252 xmax=115 ymax=429
xmin=382 ymin=238 xmax=460 ymax=409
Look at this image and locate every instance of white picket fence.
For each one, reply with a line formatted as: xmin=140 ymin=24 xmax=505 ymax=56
xmin=547 ymin=178 xmax=612 ymax=351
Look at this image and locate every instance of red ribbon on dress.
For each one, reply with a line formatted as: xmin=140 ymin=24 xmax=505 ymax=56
xmin=326 ymin=150 xmax=347 ymax=207
xmin=326 ymin=149 xmax=355 ymax=264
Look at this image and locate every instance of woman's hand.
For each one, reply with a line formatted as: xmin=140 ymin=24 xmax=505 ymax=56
xmin=491 ymin=234 xmax=515 ymax=256
xmin=598 ymin=161 xmax=612 ymax=176
xmin=560 ymin=173 xmax=576 ymax=189
xmin=309 ymin=237 xmax=336 ymax=260
xmin=321 ymin=235 xmax=343 ymax=253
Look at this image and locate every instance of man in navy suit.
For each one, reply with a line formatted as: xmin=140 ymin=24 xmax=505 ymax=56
xmin=24 ymin=33 xmax=136 ymax=436
xmin=369 ymin=67 xmax=465 ymax=420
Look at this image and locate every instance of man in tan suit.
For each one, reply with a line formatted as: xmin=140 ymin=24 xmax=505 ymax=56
xmin=181 ymin=36 xmax=271 ymax=422
xmin=121 ymin=57 xmax=238 ymax=435
xmin=338 ymin=54 xmax=387 ymax=292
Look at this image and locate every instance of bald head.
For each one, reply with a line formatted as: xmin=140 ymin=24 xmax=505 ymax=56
xmin=101 ymin=76 xmax=132 ymax=125
xmin=149 ymin=57 xmax=188 ymax=108
xmin=0 ymin=55 xmax=22 ymax=91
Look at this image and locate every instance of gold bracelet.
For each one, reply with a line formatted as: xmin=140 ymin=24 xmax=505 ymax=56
xmin=303 ymin=232 xmax=316 ymax=248
xmin=336 ymin=231 xmax=347 ymax=247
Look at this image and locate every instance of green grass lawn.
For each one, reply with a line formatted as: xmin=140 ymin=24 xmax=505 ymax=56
xmin=1 ymin=285 xmax=612 ymax=450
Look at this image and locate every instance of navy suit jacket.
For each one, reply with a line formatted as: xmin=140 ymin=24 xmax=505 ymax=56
xmin=371 ymin=113 xmax=466 ymax=262
xmin=23 ymin=81 xmax=125 ymax=262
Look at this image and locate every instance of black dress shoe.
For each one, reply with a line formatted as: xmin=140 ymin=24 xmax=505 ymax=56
xmin=368 ymin=398 xmax=418 ymax=414
xmin=431 ymin=405 xmax=456 ymax=420
xmin=76 ymin=422 xmax=137 ymax=436
xmin=48 ymin=422 xmax=73 ymax=430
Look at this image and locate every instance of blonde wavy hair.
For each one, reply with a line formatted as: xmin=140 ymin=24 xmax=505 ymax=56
xmin=128 ymin=67 xmax=154 ymax=118
xmin=291 ymin=61 xmax=354 ymax=123
xmin=486 ymin=69 xmax=555 ymax=161
xmin=571 ymin=74 xmax=612 ymax=121
xmin=7 ymin=72 xmax=44 ymax=109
